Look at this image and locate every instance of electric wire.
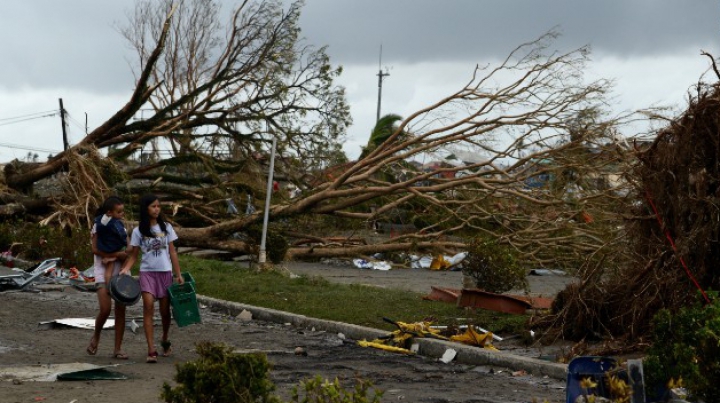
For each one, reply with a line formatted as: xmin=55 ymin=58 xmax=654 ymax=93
xmin=0 ymin=112 xmax=58 ymax=127
xmin=0 ymin=109 xmax=64 ymax=154
xmin=65 ymin=112 xmax=88 ymax=134
xmin=0 ymin=110 xmax=58 ymax=122
xmin=0 ymin=141 xmax=60 ymax=154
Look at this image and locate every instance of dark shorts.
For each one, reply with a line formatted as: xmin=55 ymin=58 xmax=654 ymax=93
xmin=139 ymin=271 xmax=173 ymax=299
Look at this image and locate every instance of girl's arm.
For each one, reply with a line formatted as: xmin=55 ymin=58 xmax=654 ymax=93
xmin=119 ymin=245 xmax=139 ymax=275
xmin=169 ymin=242 xmax=184 ymax=284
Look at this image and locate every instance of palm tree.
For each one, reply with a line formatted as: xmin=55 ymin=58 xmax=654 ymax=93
xmin=359 ymin=113 xmax=404 ymax=159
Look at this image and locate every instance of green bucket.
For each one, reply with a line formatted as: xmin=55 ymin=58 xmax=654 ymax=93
xmin=181 ymin=272 xmax=196 ymax=288
xmin=168 ymin=281 xmax=201 ymax=327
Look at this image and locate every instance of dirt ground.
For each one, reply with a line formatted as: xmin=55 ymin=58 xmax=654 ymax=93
xmin=0 ymin=262 xmax=574 ymax=403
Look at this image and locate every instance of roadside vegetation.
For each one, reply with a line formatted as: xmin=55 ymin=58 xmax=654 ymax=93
xmin=180 ymin=255 xmax=527 ymax=335
xmin=162 ymin=341 xmax=384 ymax=403
xmin=0 ymin=220 xmax=524 ymax=334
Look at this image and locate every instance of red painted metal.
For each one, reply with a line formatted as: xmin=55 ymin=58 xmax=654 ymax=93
xmin=423 ymin=286 xmax=461 ymax=303
xmin=520 ymin=296 xmax=553 ymax=310
xmin=424 ymin=286 xmax=554 ymax=311
xmin=458 ymin=288 xmax=532 ymax=315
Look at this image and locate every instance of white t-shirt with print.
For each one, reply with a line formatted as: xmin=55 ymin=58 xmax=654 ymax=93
xmin=129 ymin=223 xmax=178 ymax=272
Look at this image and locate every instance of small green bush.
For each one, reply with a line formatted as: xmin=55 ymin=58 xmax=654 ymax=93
xmin=161 ymin=341 xmax=384 ymax=403
xmin=644 ymin=292 xmax=720 ymax=402
xmin=161 ymin=342 xmax=281 ymax=403
xmin=290 ymin=376 xmax=383 ymax=403
xmin=244 ymin=224 xmax=289 ymax=264
xmin=461 ymin=238 xmax=527 ymax=294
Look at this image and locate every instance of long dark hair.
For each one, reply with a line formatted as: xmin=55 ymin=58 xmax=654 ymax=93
xmin=95 ymin=196 xmax=123 ymax=218
xmin=138 ymin=194 xmax=167 ymax=238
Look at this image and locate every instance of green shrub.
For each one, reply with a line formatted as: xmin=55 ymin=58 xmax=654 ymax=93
xmin=461 ymin=238 xmax=527 ymax=294
xmin=161 ymin=342 xmax=281 ymax=403
xmin=644 ymin=292 xmax=720 ymax=402
xmin=290 ymin=376 xmax=383 ymax=403
xmin=244 ymin=224 xmax=289 ymax=264
xmin=0 ymin=220 xmax=92 ymax=268
xmin=161 ymin=341 xmax=384 ymax=403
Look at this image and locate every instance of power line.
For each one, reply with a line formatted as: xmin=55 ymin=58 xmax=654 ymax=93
xmin=65 ymin=112 xmax=88 ymax=134
xmin=0 ymin=141 xmax=61 ymax=154
xmin=0 ymin=112 xmax=58 ymax=128
xmin=0 ymin=110 xmax=57 ymax=122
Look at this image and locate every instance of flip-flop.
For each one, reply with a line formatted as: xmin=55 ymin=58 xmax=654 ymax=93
xmin=146 ymin=351 xmax=158 ymax=363
xmin=161 ymin=340 xmax=172 ymax=357
xmin=113 ymin=351 xmax=129 ymax=360
xmin=86 ymin=337 xmax=98 ymax=356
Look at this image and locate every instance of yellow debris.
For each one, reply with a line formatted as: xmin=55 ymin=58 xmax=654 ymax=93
xmin=429 ymin=255 xmax=450 ymax=270
xmin=606 ymin=374 xmax=631 ymax=403
xmin=667 ymin=377 xmax=684 ymax=389
xmin=391 ymin=320 xmax=448 ymax=339
xmin=579 ymin=377 xmax=598 ymax=389
xmin=449 ymin=326 xmax=498 ymax=350
xmin=357 ymin=340 xmax=415 ymax=354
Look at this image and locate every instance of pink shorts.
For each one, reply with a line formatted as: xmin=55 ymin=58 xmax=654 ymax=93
xmin=139 ymin=271 xmax=173 ymax=299
xmin=94 ymin=261 xmax=121 ymax=285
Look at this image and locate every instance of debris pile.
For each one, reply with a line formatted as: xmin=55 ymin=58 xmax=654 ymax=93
xmin=350 ymin=252 xmax=468 ymax=271
xmin=357 ymin=318 xmax=498 ymax=357
xmin=0 ymin=258 xmax=94 ymax=292
xmin=536 ymin=76 xmax=720 ymax=343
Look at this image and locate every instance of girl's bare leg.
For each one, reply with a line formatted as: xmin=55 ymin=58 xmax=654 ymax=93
xmin=142 ymin=292 xmax=156 ymax=354
xmin=89 ymin=286 xmax=112 ymax=355
xmin=113 ymin=302 xmax=127 ymax=358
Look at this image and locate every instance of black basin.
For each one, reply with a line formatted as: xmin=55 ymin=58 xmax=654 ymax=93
xmin=108 ymin=274 xmax=141 ymax=305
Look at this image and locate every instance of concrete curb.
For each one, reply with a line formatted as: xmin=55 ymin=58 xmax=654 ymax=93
xmin=197 ymin=294 xmax=568 ymax=380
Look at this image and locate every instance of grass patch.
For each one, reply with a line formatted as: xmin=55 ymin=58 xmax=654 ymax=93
xmin=180 ymin=255 xmax=527 ymax=334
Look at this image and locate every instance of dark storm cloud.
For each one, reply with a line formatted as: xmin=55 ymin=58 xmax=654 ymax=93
xmin=1 ymin=1 xmax=135 ymax=92
xmin=1 ymin=1 xmax=716 ymax=92
xmin=297 ymin=0 xmax=719 ymax=66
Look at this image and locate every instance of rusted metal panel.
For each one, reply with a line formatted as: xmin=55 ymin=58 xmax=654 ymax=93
xmin=457 ymin=288 xmax=532 ymax=315
xmin=423 ymin=286 xmax=461 ymax=303
xmin=425 ymin=286 xmax=554 ymax=311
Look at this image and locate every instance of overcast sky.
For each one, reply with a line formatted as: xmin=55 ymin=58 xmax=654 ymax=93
xmin=0 ymin=0 xmax=717 ymax=162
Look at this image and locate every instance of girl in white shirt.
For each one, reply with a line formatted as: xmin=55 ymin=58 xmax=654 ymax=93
xmin=120 ymin=194 xmax=184 ymax=363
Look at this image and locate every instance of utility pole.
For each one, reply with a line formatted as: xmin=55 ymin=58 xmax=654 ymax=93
xmin=58 ymin=98 xmax=68 ymax=151
xmin=259 ymin=121 xmax=277 ymax=266
xmin=376 ymin=45 xmax=390 ymax=122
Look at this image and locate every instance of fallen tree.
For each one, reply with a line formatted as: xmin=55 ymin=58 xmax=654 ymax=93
xmin=1 ymin=0 xmax=634 ymax=272
xmin=534 ymin=55 xmax=720 ymax=344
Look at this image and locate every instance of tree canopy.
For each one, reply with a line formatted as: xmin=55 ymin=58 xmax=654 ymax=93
xmin=1 ymin=3 xmax=633 ymax=277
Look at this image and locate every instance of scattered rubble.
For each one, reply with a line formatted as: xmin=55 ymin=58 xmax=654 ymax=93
xmin=0 ymin=258 xmax=95 ymax=293
xmin=351 ymin=259 xmax=391 ymax=270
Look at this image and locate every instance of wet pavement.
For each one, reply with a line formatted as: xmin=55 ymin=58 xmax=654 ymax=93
xmin=0 ymin=285 xmax=567 ymax=403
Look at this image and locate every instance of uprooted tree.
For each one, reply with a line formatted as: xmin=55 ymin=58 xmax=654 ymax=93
xmin=534 ymin=56 xmax=720 ymax=346
xmin=1 ymin=0 xmax=636 ymax=272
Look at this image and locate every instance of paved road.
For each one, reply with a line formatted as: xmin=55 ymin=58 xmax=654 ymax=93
xmin=0 ymin=287 xmax=567 ymax=403
xmin=281 ymin=261 xmax=575 ymax=297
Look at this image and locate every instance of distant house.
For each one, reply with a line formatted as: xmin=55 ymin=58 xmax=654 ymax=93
xmin=422 ymin=161 xmax=457 ymax=179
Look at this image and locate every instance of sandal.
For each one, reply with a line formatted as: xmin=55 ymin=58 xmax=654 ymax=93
xmin=113 ymin=351 xmax=129 ymax=360
xmin=146 ymin=351 xmax=158 ymax=363
xmin=86 ymin=337 xmax=98 ymax=356
xmin=161 ymin=340 xmax=172 ymax=357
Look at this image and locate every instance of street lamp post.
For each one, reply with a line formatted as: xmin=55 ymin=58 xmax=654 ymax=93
xmin=258 ymin=135 xmax=277 ymax=265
